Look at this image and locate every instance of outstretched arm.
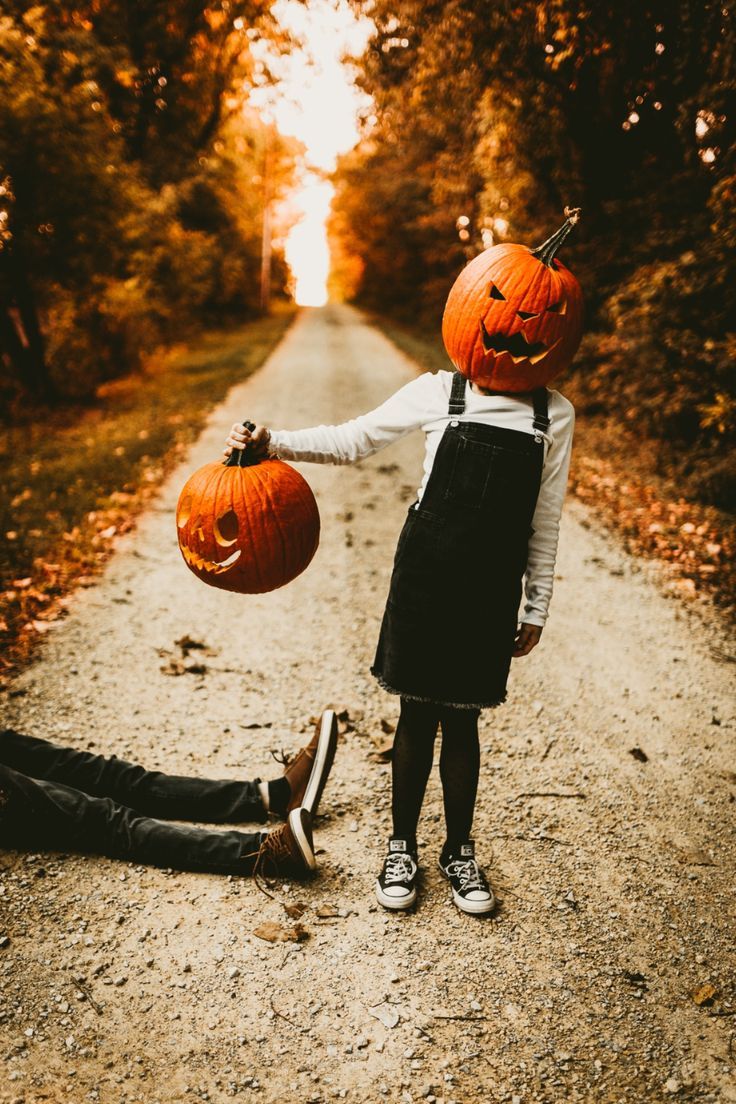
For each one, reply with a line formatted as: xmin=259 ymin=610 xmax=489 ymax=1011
xmin=222 ymin=373 xmax=439 ymax=465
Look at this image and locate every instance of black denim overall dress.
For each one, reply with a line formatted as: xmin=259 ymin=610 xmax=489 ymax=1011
xmin=371 ymin=371 xmax=549 ymax=709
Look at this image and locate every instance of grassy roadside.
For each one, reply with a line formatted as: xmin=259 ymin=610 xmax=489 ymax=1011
xmin=0 ymin=305 xmax=297 ymax=679
xmin=377 ymin=316 xmax=735 ymax=624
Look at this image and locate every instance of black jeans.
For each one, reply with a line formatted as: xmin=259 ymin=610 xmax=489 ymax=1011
xmin=0 ymin=729 xmax=267 ymax=875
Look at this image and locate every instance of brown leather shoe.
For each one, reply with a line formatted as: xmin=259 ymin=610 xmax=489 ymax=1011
xmin=284 ymin=709 xmax=338 ymax=817
xmin=254 ymin=808 xmax=316 ymax=879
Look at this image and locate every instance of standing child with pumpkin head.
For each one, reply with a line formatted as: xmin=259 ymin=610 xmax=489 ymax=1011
xmin=225 ymin=210 xmax=582 ymax=916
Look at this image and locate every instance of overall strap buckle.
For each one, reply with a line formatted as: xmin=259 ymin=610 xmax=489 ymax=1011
xmin=532 ymin=387 xmax=550 ymax=444
xmin=448 ymin=371 xmax=467 ymax=417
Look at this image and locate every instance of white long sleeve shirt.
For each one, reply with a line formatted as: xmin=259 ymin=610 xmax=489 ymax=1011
xmin=269 ymin=370 xmax=575 ymax=627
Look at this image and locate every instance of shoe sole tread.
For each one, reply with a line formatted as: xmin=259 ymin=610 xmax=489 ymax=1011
xmin=299 ymin=709 xmax=338 ymax=817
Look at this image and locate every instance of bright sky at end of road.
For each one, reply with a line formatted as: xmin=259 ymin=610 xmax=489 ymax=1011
xmin=251 ymin=0 xmax=372 ymax=307
xmin=284 ymin=175 xmax=333 ymax=308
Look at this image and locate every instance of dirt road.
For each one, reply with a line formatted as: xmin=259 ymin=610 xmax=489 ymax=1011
xmin=1 ymin=304 xmax=735 ymax=1104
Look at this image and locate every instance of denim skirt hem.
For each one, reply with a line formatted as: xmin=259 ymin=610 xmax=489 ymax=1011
xmin=371 ymin=669 xmax=506 ymax=711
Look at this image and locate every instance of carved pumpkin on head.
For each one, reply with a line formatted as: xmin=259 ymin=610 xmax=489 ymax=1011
xmin=442 ymin=208 xmax=583 ymax=392
xmin=176 ymin=428 xmax=320 ymax=594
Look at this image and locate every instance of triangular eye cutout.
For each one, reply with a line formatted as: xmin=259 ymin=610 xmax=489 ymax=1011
xmin=546 ymin=300 xmax=567 ymax=314
xmin=489 ymin=283 xmax=506 ymax=301
xmin=517 ymin=310 xmax=538 ymax=320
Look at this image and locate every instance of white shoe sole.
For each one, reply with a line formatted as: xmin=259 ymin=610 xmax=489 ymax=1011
xmin=439 ymin=863 xmax=495 ymax=915
xmin=288 ymin=808 xmax=316 ymax=872
xmin=449 ymin=888 xmax=495 ymax=915
xmin=375 ymin=880 xmax=417 ymax=910
xmin=302 ymin=709 xmax=338 ymax=817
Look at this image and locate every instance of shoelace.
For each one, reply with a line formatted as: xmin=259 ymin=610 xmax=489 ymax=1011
xmin=447 ymin=858 xmax=488 ymax=893
xmin=245 ymin=829 xmax=287 ymax=900
xmin=270 ymin=746 xmax=315 ymax=770
xmin=270 ymin=748 xmax=293 ymax=768
xmin=384 ymin=853 xmax=416 ymax=884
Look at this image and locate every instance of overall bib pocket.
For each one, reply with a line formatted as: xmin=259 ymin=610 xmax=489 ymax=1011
xmin=443 ymin=437 xmax=537 ymax=512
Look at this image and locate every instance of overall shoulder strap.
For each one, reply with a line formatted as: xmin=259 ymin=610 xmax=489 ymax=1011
xmin=448 ymin=371 xmax=466 ymax=417
xmin=532 ymin=387 xmax=550 ymax=436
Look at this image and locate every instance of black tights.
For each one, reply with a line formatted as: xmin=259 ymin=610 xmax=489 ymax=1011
xmin=391 ymin=698 xmax=480 ymax=857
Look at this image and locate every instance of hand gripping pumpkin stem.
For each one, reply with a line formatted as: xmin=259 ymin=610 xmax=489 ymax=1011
xmin=225 ymin=419 xmax=260 ymax=468
xmin=531 ymin=207 xmax=582 ymax=267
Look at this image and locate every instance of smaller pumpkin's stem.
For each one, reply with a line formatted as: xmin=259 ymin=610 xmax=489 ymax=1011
xmin=531 ymin=206 xmax=582 ymax=267
xmin=224 ymin=419 xmax=261 ymax=467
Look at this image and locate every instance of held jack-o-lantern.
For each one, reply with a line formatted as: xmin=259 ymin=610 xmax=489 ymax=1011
xmin=442 ymin=207 xmax=584 ymax=392
xmin=176 ymin=422 xmax=320 ymax=594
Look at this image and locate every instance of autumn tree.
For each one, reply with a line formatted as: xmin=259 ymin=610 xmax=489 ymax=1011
xmin=0 ymin=1 xmax=298 ymax=405
xmin=334 ymin=0 xmax=735 ymax=505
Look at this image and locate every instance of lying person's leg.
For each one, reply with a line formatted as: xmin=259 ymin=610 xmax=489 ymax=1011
xmin=0 ymin=762 xmax=315 ymax=877
xmin=0 ymin=728 xmax=265 ymax=824
xmin=0 ymin=710 xmax=337 ymax=825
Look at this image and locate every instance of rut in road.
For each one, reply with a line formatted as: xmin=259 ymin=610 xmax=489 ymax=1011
xmin=2 ymin=303 xmax=735 ymax=1104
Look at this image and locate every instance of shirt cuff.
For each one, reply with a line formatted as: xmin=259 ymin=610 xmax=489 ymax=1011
xmin=521 ymin=609 xmax=547 ymax=628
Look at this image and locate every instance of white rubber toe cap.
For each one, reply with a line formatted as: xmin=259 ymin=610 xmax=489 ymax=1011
xmin=375 ymin=880 xmax=417 ymax=910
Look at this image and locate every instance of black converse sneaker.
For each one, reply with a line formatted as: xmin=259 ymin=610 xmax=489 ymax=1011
xmin=375 ymin=839 xmax=418 ymax=910
xmin=439 ymin=841 xmax=495 ymax=915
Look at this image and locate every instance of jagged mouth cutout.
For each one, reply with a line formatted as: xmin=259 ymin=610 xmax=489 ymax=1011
xmin=480 ymin=320 xmax=549 ymax=363
xmin=180 ymin=544 xmax=241 ymax=575
xmin=177 ymin=498 xmax=242 ymax=574
xmin=480 ymin=282 xmax=565 ymax=364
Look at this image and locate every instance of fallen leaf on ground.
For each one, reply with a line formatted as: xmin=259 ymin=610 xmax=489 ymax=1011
xmin=26 ymin=588 xmax=50 ymax=603
xmin=175 ymin=634 xmax=207 ymax=653
xmin=692 ymin=983 xmax=718 ymax=1007
xmin=35 ymin=607 xmax=60 ymax=621
xmin=336 ymin=709 xmax=354 ymax=735
xmin=283 ymin=902 xmax=307 ymax=919
xmin=369 ymin=741 xmax=394 ymax=762
xmin=367 ymin=1003 xmax=400 ymax=1029
xmin=315 ymin=905 xmax=341 ymax=919
xmin=160 ymin=658 xmax=207 ymax=677
xmin=160 ymin=659 xmax=187 ymax=676
xmin=175 ymin=635 xmax=218 ymax=658
xmin=253 ymin=922 xmax=309 ymax=944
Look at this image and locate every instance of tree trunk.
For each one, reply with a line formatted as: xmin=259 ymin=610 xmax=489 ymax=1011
xmin=0 ymin=246 xmax=56 ymax=401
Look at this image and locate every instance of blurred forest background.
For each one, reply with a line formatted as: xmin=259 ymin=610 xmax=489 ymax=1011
xmin=332 ymin=0 xmax=735 ymax=512
xmin=0 ymin=0 xmax=298 ymax=405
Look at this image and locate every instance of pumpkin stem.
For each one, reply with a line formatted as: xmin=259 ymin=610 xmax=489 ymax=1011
xmin=531 ymin=206 xmax=582 ymax=267
xmin=224 ymin=419 xmax=261 ymax=467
